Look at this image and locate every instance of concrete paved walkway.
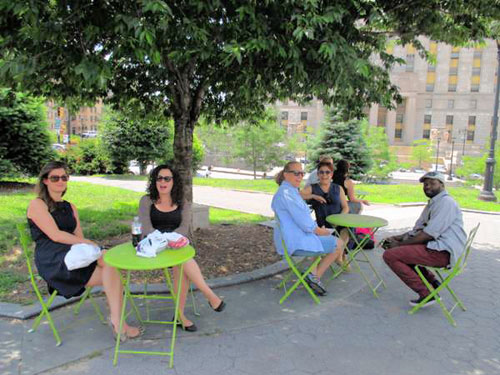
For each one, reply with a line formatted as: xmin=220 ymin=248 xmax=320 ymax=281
xmin=2 ymin=176 xmax=499 ymax=374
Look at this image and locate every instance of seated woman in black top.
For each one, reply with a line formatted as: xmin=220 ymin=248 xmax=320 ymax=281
xmin=333 ymin=159 xmax=370 ymax=214
xmin=139 ymin=165 xmax=225 ymax=332
xmin=301 ymin=161 xmax=350 ymax=264
xmin=27 ymin=161 xmax=140 ymax=340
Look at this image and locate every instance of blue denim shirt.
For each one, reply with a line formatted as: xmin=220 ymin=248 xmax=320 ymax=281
xmin=271 ymin=181 xmax=323 ymax=255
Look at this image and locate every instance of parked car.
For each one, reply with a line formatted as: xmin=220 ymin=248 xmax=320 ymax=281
xmin=51 ymin=143 xmax=66 ymax=151
xmin=81 ymin=131 xmax=98 ymax=138
xmin=469 ymin=173 xmax=483 ymax=180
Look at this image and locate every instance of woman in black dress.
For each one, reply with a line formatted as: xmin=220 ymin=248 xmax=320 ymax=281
xmin=27 ymin=161 xmax=140 ymax=340
xmin=138 ymin=164 xmax=225 ymax=332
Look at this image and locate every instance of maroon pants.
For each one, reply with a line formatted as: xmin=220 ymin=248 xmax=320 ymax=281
xmin=382 ymin=244 xmax=450 ymax=297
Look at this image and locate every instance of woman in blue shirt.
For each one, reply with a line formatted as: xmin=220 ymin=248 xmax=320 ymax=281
xmin=271 ymin=161 xmax=344 ymax=296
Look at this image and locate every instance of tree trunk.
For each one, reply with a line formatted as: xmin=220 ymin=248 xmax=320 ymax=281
xmin=173 ymin=114 xmax=195 ymax=202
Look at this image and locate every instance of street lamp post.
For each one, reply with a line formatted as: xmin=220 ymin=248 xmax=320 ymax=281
xmin=461 ymin=129 xmax=466 ymax=156
xmin=479 ymin=40 xmax=500 ymax=202
xmin=448 ymin=139 xmax=455 ymax=181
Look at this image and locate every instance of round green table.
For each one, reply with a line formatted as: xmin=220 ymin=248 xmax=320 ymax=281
xmin=326 ymin=214 xmax=388 ymax=297
xmin=104 ymin=242 xmax=195 ymax=368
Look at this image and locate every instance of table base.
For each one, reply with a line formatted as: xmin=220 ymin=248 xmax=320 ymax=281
xmin=113 ymin=265 xmax=184 ymax=368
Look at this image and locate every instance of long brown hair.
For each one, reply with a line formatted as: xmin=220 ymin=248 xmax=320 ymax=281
xmin=36 ymin=161 xmax=69 ymax=212
xmin=275 ymin=161 xmax=301 ymax=186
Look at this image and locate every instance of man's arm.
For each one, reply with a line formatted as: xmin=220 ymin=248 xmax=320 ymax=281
xmin=385 ymin=230 xmax=433 ymax=249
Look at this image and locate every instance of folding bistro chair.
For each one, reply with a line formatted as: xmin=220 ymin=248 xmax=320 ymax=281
xmin=17 ymin=223 xmax=105 ymax=346
xmin=408 ymin=223 xmax=480 ymax=326
xmin=274 ymin=216 xmax=323 ymax=304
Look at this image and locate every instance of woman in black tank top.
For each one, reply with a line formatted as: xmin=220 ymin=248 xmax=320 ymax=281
xmin=27 ymin=161 xmax=140 ymax=340
xmin=138 ymin=165 xmax=226 ymax=332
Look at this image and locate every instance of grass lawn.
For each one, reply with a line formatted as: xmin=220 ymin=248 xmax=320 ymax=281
xmin=192 ymin=177 xmax=500 ymax=212
xmin=0 ymin=181 xmax=269 ymax=303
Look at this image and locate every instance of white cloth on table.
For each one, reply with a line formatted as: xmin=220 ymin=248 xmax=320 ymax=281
xmin=136 ymin=230 xmax=188 ymax=258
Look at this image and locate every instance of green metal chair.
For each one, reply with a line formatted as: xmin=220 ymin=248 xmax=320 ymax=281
xmin=17 ymin=222 xmax=105 ymax=346
xmin=274 ymin=216 xmax=324 ymax=304
xmin=408 ymin=223 xmax=480 ymax=326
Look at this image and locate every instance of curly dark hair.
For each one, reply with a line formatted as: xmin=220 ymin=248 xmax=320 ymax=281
xmin=147 ymin=164 xmax=184 ymax=206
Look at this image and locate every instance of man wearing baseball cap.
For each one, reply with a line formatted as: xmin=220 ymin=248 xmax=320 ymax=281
xmin=381 ymin=171 xmax=467 ymax=307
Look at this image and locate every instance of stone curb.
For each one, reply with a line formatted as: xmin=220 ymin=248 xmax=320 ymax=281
xmin=0 ymin=259 xmax=290 ymax=320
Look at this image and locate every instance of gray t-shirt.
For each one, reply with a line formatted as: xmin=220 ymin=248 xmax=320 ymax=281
xmin=409 ymin=190 xmax=467 ymax=266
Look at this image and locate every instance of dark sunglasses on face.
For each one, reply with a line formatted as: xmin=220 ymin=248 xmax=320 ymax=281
xmin=286 ymin=170 xmax=305 ymax=177
xmin=47 ymin=175 xmax=69 ymax=182
xmin=156 ymin=176 xmax=173 ymax=182
xmin=318 ymin=170 xmax=332 ymax=175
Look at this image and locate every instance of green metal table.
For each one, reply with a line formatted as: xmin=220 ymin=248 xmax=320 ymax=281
xmin=326 ymin=214 xmax=388 ymax=297
xmin=104 ymin=242 xmax=195 ymax=368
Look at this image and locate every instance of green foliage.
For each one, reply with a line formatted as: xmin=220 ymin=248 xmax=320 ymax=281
xmin=411 ymin=139 xmax=432 ymax=168
xmin=0 ymin=1 xmax=496 ymax=193
xmin=230 ymin=110 xmax=289 ymax=178
xmin=362 ymin=120 xmax=397 ymax=181
xmin=0 ymin=88 xmax=54 ymax=177
xmin=309 ymin=108 xmax=373 ymax=179
xmin=456 ymin=140 xmax=500 ymax=189
xmin=100 ymin=106 xmax=172 ymax=174
xmin=60 ymin=139 xmax=111 ymax=175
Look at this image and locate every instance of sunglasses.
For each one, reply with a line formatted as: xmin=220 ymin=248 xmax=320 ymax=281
xmin=156 ymin=176 xmax=173 ymax=182
xmin=47 ymin=175 xmax=69 ymax=182
xmin=318 ymin=170 xmax=332 ymax=175
xmin=286 ymin=170 xmax=305 ymax=177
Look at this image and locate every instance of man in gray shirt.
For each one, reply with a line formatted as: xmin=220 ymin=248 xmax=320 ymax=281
xmin=382 ymin=171 xmax=467 ymax=307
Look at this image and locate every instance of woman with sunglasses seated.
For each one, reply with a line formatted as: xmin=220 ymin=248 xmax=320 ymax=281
xmin=138 ymin=164 xmax=225 ymax=332
xmin=272 ymin=161 xmax=345 ymax=296
xmin=27 ymin=161 xmax=141 ymax=340
xmin=300 ymin=161 xmax=350 ymax=265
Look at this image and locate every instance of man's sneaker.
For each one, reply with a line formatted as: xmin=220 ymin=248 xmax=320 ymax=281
xmin=304 ymin=273 xmax=327 ymax=296
xmin=409 ymin=295 xmax=436 ymax=307
xmin=431 ymin=279 xmax=441 ymax=290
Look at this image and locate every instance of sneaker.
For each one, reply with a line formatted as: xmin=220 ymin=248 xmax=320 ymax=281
xmin=409 ymin=295 xmax=436 ymax=307
xmin=304 ymin=273 xmax=327 ymax=296
xmin=430 ymin=279 xmax=441 ymax=290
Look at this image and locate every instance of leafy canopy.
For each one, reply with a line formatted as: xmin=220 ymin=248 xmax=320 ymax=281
xmin=0 ymin=0 xmax=497 ymax=194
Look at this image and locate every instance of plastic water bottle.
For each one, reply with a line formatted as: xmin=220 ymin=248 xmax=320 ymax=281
xmin=131 ymin=216 xmax=142 ymax=247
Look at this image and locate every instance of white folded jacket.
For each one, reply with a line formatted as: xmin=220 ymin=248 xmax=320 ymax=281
xmin=64 ymin=243 xmax=102 ymax=271
xmin=136 ymin=230 xmax=188 ymax=258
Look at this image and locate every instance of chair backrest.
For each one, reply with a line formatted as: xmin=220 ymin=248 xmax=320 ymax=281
xmin=16 ymin=222 xmax=37 ymax=282
xmin=455 ymin=223 xmax=480 ymax=272
xmin=274 ymin=215 xmax=292 ymax=259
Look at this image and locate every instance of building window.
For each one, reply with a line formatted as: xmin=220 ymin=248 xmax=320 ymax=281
xmin=467 ymin=130 xmax=475 ymax=141
xmin=425 ymin=99 xmax=433 ymax=108
xmin=377 ymin=106 xmax=387 ymax=127
xmin=446 ymin=115 xmax=454 ymax=125
xmin=424 ymin=115 xmax=432 ymax=124
xmin=395 ymin=128 xmax=403 ymax=139
xmin=426 ymin=70 xmax=435 ymax=92
xmin=405 ymin=54 xmax=415 ymax=72
xmin=423 ymin=129 xmax=431 ymax=139
xmin=281 ymin=111 xmax=288 ymax=120
xmin=471 ymin=48 xmax=481 ymax=92
xmin=300 ymin=112 xmax=308 ymax=121
xmin=470 ymin=100 xmax=477 ymax=109
xmin=450 ymin=47 xmax=460 ymax=59
xmin=469 ymin=116 xmax=476 ymax=126
xmin=448 ymin=100 xmax=454 ymax=109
